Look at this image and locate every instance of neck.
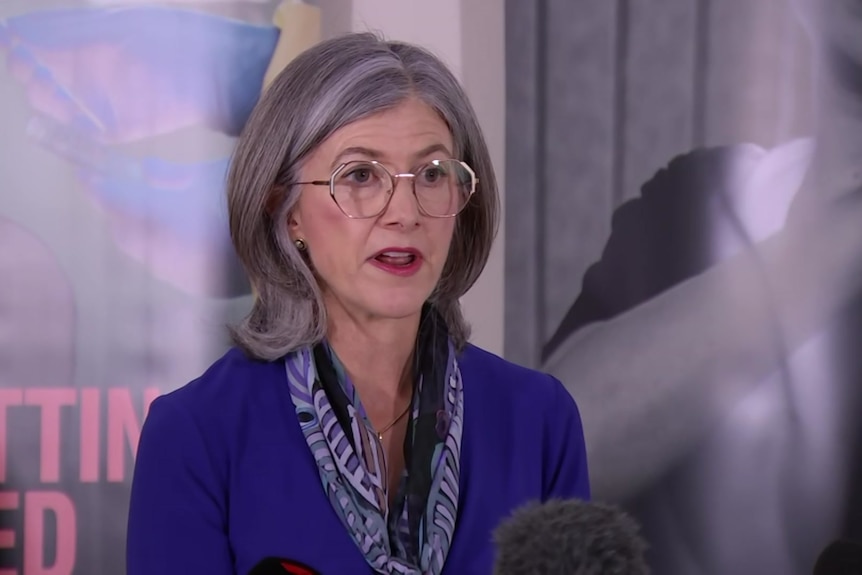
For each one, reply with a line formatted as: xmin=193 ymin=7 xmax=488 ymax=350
xmin=324 ymin=303 xmax=421 ymax=399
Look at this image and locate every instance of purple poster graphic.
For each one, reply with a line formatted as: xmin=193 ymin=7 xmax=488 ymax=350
xmin=0 ymin=1 xmax=323 ymax=573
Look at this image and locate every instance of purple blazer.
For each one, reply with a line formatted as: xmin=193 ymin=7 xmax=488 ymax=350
xmin=127 ymin=344 xmax=590 ymax=574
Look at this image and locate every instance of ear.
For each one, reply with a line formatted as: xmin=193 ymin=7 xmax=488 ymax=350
xmin=266 ymin=185 xmax=303 ymax=239
xmin=264 ymin=185 xmax=284 ymax=216
xmin=287 ymin=209 xmax=303 ymax=241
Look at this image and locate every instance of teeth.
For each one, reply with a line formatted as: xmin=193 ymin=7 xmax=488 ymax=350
xmin=381 ymin=251 xmax=412 ymax=258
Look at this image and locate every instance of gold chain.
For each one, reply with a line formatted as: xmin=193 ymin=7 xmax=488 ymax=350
xmin=376 ymin=402 xmax=411 ymax=441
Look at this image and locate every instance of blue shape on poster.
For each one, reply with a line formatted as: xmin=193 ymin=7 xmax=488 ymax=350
xmin=0 ymin=5 xmax=281 ymax=295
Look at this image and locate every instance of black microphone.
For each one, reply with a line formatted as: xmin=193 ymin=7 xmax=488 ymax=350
xmin=493 ymin=499 xmax=650 ymax=575
xmin=247 ymin=557 xmax=322 ymax=575
xmin=813 ymin=539 xmax=862 ymax=575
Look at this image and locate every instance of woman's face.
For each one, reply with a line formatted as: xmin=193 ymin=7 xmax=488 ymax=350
xmin=288 ymin=97 xmax=459 ymax=326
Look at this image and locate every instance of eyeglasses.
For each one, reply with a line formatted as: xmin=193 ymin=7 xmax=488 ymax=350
xmin=287 ymin=159 xmax=477 ymax=219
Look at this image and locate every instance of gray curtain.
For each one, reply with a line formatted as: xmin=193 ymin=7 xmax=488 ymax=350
xmin=504 ymin=0 xmax=813 ymax=367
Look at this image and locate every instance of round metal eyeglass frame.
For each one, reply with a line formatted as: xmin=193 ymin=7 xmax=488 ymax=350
xmin=287 ymin=159 xmax=478 ymax=219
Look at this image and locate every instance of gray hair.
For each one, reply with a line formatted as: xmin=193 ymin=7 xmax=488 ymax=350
xmin=227 ymin=32 xmax=500 ymax=361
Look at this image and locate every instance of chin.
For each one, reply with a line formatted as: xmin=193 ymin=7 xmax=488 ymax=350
xmin=356 ymin=268 xmax=439 ymax=318
xmin=364 ymin=289 xmax=431 ymax=321
xmin=369 ymin=300 xmax=427 ymax=321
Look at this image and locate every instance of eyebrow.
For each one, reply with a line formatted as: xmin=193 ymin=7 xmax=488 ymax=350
xmin=330 ymin=143 xmax=454 ymax=169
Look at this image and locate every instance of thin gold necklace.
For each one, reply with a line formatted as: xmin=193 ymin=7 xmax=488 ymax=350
xmin=376 ymin=402 xmax=411 ymax=441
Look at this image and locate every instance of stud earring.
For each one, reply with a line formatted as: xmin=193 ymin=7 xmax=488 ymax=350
xmin=294 ymin=238 xmax=307 ymax=251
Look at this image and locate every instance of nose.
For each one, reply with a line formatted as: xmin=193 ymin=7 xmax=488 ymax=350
xmin=380 ymin=175 xmax=420 ymax=227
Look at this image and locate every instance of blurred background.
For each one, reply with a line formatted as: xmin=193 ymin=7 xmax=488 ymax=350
xmin=1 ymin=0 xmax=860 ymax=573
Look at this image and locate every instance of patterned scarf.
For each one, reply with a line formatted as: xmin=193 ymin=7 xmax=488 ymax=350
xmin=284 ymin=306 xmax=464 ymax=574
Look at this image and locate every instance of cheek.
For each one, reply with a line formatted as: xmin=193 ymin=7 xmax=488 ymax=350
xmin=296 ymin=199 xmax=345 ymax=265
xmin=302 ymin=208 xmax=373 ymax=280
xmin=295 ymin=192 xmax=339 ymax=240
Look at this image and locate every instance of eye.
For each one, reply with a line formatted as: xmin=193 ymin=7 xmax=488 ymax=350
xmin=419 ymin=164 xmax=447 ymax=185
xmin=339 ymin=163 xmax=380 ymax=186
xmin=347 ymin=168 xmax=372 ymax=183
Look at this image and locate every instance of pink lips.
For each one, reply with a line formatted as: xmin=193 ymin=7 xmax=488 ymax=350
xmin=369 ymin=247 xmax=423 ymax=277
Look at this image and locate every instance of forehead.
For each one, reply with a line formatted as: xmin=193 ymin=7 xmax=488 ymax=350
xmin=314 ymin=98 xmax=455 ymax=165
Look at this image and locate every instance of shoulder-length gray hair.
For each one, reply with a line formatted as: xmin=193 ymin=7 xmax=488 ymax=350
xmin=227 ymin=32 xmax=500 ymax=361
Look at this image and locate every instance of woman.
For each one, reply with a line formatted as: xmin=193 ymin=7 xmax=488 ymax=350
xmin=126 ymin=32 xmax=589 ymax=575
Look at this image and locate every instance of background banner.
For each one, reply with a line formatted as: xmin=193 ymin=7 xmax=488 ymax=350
xmin=505 ymin=1 xmax=862 ymax=574
xmin=0 ymin=1 xmax=330 ymax=572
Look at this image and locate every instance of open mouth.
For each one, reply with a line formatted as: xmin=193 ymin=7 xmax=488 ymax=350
xmin=374 ymin=252 xmax=418 ymax=267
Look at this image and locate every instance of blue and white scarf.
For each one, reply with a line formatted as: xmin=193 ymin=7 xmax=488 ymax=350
xmin=284 ymin=306 xmax=464 ymax=574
